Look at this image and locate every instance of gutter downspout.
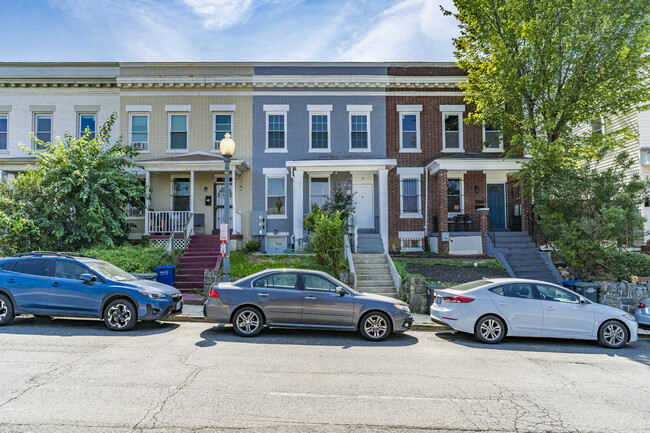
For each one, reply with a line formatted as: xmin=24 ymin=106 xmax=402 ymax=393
xmin=424 ymin=168 xmax=429 ymax=242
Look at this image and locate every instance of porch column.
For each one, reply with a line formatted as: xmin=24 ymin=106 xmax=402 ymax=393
xmin=144 ymin=170 xmax=150 ymax=235
xmin=190 ymin=170 xmax=195 ymax=235
xmin=437 ymin=170 xmax=449 ymax=255
xmin=479 ymin=208 xmax=489 ymax=255
xmin=293 ymin=170 xmax=304 ymax=246
xmin=231 ymin=167 xmax=237 ymax=231
xmin=378 ymin=169 xmax=389 ymax=253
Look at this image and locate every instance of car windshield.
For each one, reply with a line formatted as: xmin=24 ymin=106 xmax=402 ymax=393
xmin=83 ymin=260 xmax=137 ymax=282
xmin=449 ymin=280 xmax=494 ymax=292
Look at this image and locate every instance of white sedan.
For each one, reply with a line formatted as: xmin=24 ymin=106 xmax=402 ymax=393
xmin=430 ymin=278 xmax=638 ymax=348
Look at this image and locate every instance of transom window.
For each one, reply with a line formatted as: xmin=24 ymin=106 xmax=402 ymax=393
xmin=34 ymin=114 xmax=52 ymax=149
xmin=484 ymin=124 xmax=502 ymax=150
xmin=443 ymin=114 xmax=462 ymax=150
xmin=267 ymin=113 xmax=286 ymax=150
xmin=130 ymin=114 xmax=149 ymax=151
xmin=448 ymin=179 xmax=463 ymax=213
xmin=400 ymin=113 xmax=419 ymax=151
xmin=79 ymin=114 xmax=96 ymax=140
xmin=350 ymin=114 xmax=369 ymax=150
xmin=266 ymin=176 xmax=286 ymax=217
xmin=310 ymin=114 xmax=329 ymax=151
xmin=214 ymin=114 xmax=232 ymax=150
xmin=0 ymin=114 xmax=7 ymax=150
xmin=400 ymin=176 xmax=421 ymax=215
xmin=169 ymin=114 xmax=188 ymax=150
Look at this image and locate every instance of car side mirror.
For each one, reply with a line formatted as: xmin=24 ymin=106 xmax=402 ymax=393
xmin=579 ymin=297 xmax=587 ymax=304
xmin=80 ymin=273 xmax=96 ymax=283
xmin=336 ymin=287 xmax=346 ymax=297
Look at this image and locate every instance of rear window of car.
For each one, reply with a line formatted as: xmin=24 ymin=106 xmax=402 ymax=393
xmin=16 ymin=259 xmax=51 ymax=277
xmin=449 ymin=280 xmax=494 ymax=292
xmin=0 ymin=261 xmax=16 ymax=272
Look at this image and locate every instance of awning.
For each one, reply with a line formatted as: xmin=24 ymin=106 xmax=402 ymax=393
xmin=425 ymin=153 xmax=528 ymax=174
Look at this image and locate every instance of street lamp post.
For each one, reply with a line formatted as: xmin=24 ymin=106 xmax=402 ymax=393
xmin=219 ymin=133 xmax=235 ymax=282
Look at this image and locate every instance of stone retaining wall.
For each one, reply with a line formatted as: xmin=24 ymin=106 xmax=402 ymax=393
xmin=204 ymin=270 xmax=221 ymax=297
xmin=595 ymin=281 xmax=650 ymax=314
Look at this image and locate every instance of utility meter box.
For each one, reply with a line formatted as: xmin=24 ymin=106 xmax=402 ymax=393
xmin=252 ymin=211 xmax=267 ymax=236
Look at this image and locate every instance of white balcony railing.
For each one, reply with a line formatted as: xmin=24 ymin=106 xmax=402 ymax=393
xmin=147 ymin=211 xmax=193 ymax=234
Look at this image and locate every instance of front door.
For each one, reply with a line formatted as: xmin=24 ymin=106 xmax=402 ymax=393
xmin=353 ymin=183 xmax=374 ymax=229
xmin=301 ymin=273 xmax=354 ymax=327
xmin=213 ymin=179 xmax=232 ymax=232
xmin=252 ymin=272 xmax=302 ymax=324
xmin=487 ymin=184 xmax=506 ymax=229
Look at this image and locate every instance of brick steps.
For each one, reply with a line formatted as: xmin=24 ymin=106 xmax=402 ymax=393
xmin=175 ymin=234 xmax=221 ymax=294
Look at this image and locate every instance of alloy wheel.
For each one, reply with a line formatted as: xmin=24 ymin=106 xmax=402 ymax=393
xmin=236 ymin=311 xmax=260 ymax=335
xmin=480 ymin=319 xmax=502 ymax=341
xmin=364 ymin=315 xmax=388 ymax=339
xmin=0 ymin=299 xmax=6 ymax=321
xmin=107 ymin=304 xmax=132 ymax=329
xmin=604 ymin=323 xmax=625 ymax=346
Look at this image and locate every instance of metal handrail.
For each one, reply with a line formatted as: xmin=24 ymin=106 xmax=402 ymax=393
xmin=182 ymin=213 xmax=194 ymax=250
xmin=343 ymin=233 xmax=357 ymax=290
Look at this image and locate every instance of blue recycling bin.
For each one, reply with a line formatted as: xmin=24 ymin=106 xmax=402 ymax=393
xmin=153 ymin=265 xmax=176 ymax=287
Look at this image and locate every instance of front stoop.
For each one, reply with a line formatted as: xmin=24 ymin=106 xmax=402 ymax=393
xmin=489 ymin=232 xmax=563 ymax=284
xmin=176 ymin=234 xmax=220 ymax=300
xmin=352 ymin=253 xmax=398 ymax=298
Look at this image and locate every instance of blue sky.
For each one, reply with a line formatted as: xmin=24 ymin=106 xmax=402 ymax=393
xmin=1 ymin=0 xmax=459 ymax=62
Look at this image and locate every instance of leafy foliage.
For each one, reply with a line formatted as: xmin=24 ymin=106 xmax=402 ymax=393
xmin=79 ymin=244 xmax=177 ymax=273
xmin=243 ymin=240 xmax=261 ymax=254
xmin=309 ymin=211 xmax=347 ymax=276
xmin=606 ymin=251 xmax=650 ymax=281
xmin=228 ymin=250 xmax=331 ymax=280
xmin=320 ymin=180 xmax=356 ymax=221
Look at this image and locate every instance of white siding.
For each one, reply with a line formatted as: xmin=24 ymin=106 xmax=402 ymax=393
xmin=639 ymin=109 xmax=650 ymax=149
xmin=593 ymin=112 xmax=640 ymax=182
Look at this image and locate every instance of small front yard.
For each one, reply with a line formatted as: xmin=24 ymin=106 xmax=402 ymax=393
xmin=393 ymin=257 xmax=509 ymax=285
xmin=229 ymin=251 xmax=339 ymax=280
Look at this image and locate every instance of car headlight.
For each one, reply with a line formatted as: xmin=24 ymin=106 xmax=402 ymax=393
xmin=395 ymin=304 xmax=411 ymax=314
xmin=622 ymin=314 xmax=635 ymax=321
xmin=140 ymin=291 xmax=167 ymax=299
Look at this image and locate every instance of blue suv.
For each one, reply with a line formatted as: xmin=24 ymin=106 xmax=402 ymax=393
xmin=0 ymin=252 xmax=183 ymax=331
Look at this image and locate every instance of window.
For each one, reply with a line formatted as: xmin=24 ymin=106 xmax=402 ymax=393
xmin=400 ymin=113 xmax=420 ymax=151
xmin=0 ymin=261 xmax=15 ymax=272
xmin=501 ymin=283 xmax=535 ymax=299
xmin=592 ymin=117 xmax=603 ymax=135
xmin=310 ymin=113 xmax=329 ymax=151
xmin=253 ymin=273 xmax=298 ymax=290
xmin=310 ymin=177 xmax=329 ymax=209
xmin=483 ymin=124 xmax=502 ymax=151
xmin=169 ymin=114 xmax=188 ymax=151
xmin=303 ymin=274 xmax=337 ymax=293
xmin=448 ymin=179 xmax=463 ymax=213
xmin=0 ymin=114 xmax=7 ymax=150
xmin=443 ymin=113 xmax=462 ymax=151
xmin=34 ymin=114 xmax=52 ymax=149
xmin=536 ymin=284 xmax=580 ymax=304
xmin=214 ymin=114 xmax=232 ymax=150
xmin=400 ymin=176 xmax=421 ymax=216
xmin=172 ymin=178 xmax=190 ymax=211
xmin=401 ymin=238 xmax=423 ymax=252
xmin=266 ymin=176 xmax=286 ymax=217
xmin=79 ymin=114 xmax=96 ymax=139
xmin=350 ymin=114 xmax=369 ymax=150
xmin=267 ymin=113 xmax=286 ymax=151
xmin=54 ymin=260 xmax=89 ymax=280
xmin=16 ymin=259 xmax=51 ymax=277
xmin=130 ymin=114 xmax=148 ymax=151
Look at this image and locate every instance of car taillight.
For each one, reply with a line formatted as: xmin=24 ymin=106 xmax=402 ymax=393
xmin=639 ymin=303 xmax=646 ymax=309
xmin=442 ymin=296 xmax=474 ymax=303
xmin=209 ymin=288 xmax=220 ymax=298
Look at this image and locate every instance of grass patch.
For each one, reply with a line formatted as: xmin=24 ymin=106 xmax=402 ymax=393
xmin=229 ymin=251 xmax=343 ymax=280
xmin=79 ymin=244 xmax=177 ymax=273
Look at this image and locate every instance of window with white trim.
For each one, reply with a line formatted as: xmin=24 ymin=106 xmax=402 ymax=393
xmin=169 ymin=113 xmax=188 ymax=151
xmin=483 ymin=124 xmax=502 ymax=151
xmin=310 ymin=177 xmax=329 ymax=209
xmin=400 ymin=175 xmax=421 ymax=217
xmin=214 ymin=113 xmax=233 ymax=150
xmin=400 ymin=113 xmax=420 ymax=151
xmin=448 ymin=179 xmax=463 ymax=214
xmin=310 ymin=113 xmax=329 ymax=151
xmin=34 ymin=114 xmax=52 ymax=150
xmin=130 ymin=114 xmax=149 ymax=151
xmin=350 ymin=113 xmax=369 ymax=150
xmin=266 ymin=113 xmax=286 ymax=151
xmin=266 ymin=176 xmax=286 ymax=217
xmin=443 ymin=113 xmax=462 ymax=151
xmin=78 ymin=113 xmax=96 ymax=140
xmin=0 ymin=114 xmax=7 ymax=150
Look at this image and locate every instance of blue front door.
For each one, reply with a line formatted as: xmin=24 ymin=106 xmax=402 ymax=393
xmin=487 ymin=184 xmax=506 ymax=228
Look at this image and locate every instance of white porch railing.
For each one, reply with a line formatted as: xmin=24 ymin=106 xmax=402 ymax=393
xmin=147 ymin=211 xmax=193 ymax=234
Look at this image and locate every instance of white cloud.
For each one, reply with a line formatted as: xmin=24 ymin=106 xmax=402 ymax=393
xmin=182 ymin=0 xmax=267 ymax=29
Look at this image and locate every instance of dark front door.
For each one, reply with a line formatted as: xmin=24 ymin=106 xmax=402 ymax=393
xmin=487 ymin=183 xmax=506 ymax=228
xmin=213 ymin=179 xmax=232 ymax=232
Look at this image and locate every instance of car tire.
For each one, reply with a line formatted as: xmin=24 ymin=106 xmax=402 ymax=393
xmin=475 ymin=315 xmax=506 ymax=344
xmin=0 ymin=294 xmax=15 ymax=326
xmin=232 ymin=307 xmax=263 ymax=337
xmin=359 ymin=311 xmax=392 ymax=341
xmin=103 ymin=299 xmax=137 ymax=331
xmin=598 ymin=320 xmax=628 ymax=349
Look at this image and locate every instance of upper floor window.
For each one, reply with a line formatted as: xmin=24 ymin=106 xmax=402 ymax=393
xmin=129 ymin=114 xmax=149 ymax=152
xmin=448 ymin=179 xmax=463 ymax=214
xmin=169 ymin=114 xmax=188 ymax=151
xmin=442 ymin=113 xmax=462 ymax=151
xmin=310 ymin=113 xmax=330 ymax=152
xmin=483 ymin=124 xmax=502 ymax=152
xmin=400 ymin=175 xmax=421 ymax=217
xmin=79 ymin=114 xmax=96 ymax=140
xmin=350 ymin=114 xmax=369 ymax=151
xmin=267 ymin=113 xmax=286 ymax=151
xmin=34 ymin=114 xmax=52 ymax=150
xmin=400 ymin=113 xmax=420 ymax=152
xmin=0 ymin=114 xmax=7 ymax=150
xmin=214 ymin=114 xmax=233 ymax=151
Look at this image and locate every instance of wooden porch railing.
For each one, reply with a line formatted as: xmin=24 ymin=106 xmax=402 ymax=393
xmin=147 ymin=211 xmax=193 ymax=234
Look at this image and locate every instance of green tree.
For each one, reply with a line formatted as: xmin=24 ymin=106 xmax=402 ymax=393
xmin=0 ymin=113 xmax=147 ymax=252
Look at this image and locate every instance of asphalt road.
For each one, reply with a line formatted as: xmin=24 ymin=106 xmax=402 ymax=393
xmin=0 ymin=316 xmax=648 ymax=433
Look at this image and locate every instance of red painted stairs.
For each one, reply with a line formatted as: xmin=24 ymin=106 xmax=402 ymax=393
xmin=175 ymin=234 xmax=221 ymax=301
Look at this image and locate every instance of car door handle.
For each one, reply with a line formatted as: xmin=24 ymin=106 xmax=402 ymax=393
xmin=51 ymin=282 xmax=60 ymax=287
xmin=305 ymin=296 xmax=316 ymax=300
xmin=545 ymin=306 xmax=556 ymax=310
xmin=258 ymin=293 xmax=269 ymax=297
xmin=498 ymin=302 xmax=508 ymax=306
xmin=6 ymin=278 xmax=15 ymax=283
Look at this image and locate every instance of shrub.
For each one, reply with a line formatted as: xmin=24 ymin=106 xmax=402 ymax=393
xmin=605 ymin=251 xmax=650 ymax=281
xmin=79 ymin=244 xmax=176 ymax=273
xmin=243 ymin=240 xmax=261 ymax=254
xmin=310 ymin=211 xmax=347 ymax=276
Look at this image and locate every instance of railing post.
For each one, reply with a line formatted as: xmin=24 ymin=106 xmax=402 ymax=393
xmin=478 ymin=208 xmax=489 ymax=256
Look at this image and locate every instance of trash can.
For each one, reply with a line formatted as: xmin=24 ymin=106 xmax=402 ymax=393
xmin=153 ymin=265 xmax=176 ymax=287
xmin=562 ymin=280 xmax=599 ymax=303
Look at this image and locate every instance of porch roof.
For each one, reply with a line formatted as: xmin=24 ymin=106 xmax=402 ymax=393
xmin=286 ymin=158 xmax=397 ymax=172
xmin=137 ymin=151 xmax=250 ymax=173
xmin=425 ymin=153 xmax=528 ymax=174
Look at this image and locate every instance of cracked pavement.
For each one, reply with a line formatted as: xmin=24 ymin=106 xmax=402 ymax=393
xmin=0 ymin=316 xmax=648 ymax=432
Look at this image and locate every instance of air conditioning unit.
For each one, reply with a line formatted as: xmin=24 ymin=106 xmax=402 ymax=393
xmin=132 ymin=142 xmax=148 ymax=150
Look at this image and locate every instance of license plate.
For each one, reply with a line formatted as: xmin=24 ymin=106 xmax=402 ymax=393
xmin=435 ymin=297 xmax=442 ymax=305
xmin=176 ymin=302 xmax=182 ymax=310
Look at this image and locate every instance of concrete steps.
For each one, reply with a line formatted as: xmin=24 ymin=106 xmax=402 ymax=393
xmin=352 ymin=253 xmax=397 ymax=298
xmin=491 ymin=232 xmax=561 ymax=284
xmin=356 ymin=233 xmax=384 ymax=254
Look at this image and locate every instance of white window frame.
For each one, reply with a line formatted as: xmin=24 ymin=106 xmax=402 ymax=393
xmin=33 ymin=113 xmax=53 ymax=151
xmin=309 ymin=112 xmax=331 ymax=153
xmin=0 ymin=113 xmax=8 ymax=153
xmin=309 ymin=174 xmax=331 ymax=209
xmin=212 ymin=112 xmax=234 ymax=153
xmin=348 ymin=112 xmax=371 ymax=152
xmin=447 ymin=178 xmax=464 ymax=216
xmin=399 ymin=112 xmax=421 ymax=153
xmin=129 ymin=113 xmax=149 ymax=153
xmin=482 ymin=123 xmax=503 ymax=153
xmin=265 ymin=174 xmax=287 ymax=219
xmin=168 ymin=112 xmax=189 ymax=153
xmin=399 ymin=174 xmax=422 ymax=218
xmin=399 ymin=231 xmax=424 ymax=252
xmin=265 ymin=111 xmax=288 ymax=153
xmin=77 ymin=112 xmax=97 ymax=140
xmin=442 ymin=112 xmax=463 ymax=153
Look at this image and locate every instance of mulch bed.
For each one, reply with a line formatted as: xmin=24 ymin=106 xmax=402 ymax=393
xmin=406 ymin=263 xmax=510 ymax=284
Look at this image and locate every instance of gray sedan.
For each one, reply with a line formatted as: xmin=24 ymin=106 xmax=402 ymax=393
xmin=203 ymin=269 xmax=413 ymax=341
